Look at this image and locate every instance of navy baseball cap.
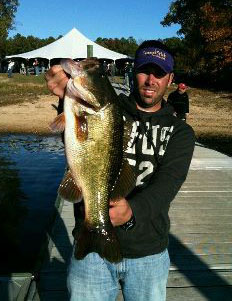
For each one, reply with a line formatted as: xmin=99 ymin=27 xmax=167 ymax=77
xmin=134 ymin=46 xmax=174 ymax=74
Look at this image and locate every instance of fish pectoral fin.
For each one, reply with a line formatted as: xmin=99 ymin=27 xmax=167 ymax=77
xmin=74 ymin=114 xmax=88 ymax=142
xmin=58 ymin=170 xmax=82 ymax=203
xmin=49 ymin=112 xmax=65 ymax=133
xmin=110 ymin=159 xmax=136 ymax=199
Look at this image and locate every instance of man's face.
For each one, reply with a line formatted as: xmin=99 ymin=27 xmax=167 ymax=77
xmin=135 ymin=64 xmax=173 ymax=111
xmin=178 ymin=87 xmax=186 ymax=94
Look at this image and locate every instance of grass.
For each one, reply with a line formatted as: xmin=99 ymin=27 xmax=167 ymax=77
xmin=1 ymin=73 xmax=232 ymax=156
xmin=0 ymin=73 xmax=51 ymax=106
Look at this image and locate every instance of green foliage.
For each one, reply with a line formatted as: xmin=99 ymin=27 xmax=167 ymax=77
xmin=5 ymin=34 xmax=57 ymax=56
xmin=95 ymin=36 xmax=138 ymax=57
xmin=0 ymin=0 xmax=19 ymax=39
xmin=162 ymin=37 xmax=189 ymax=71
xmin=0 ymin=0 xmax=19 ymax=57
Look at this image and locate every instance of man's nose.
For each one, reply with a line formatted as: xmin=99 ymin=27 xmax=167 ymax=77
xmin=145 ymin=73 xmax=156 ymax=85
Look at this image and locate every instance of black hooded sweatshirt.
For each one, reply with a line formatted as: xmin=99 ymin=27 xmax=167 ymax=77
xmin=73 ymin=92 xmax=195 ymax=258
xmin=114 ymin=92 xmax=195 ymax=258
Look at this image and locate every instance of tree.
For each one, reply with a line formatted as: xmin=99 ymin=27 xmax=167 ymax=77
xmin=5 ymin=34 xmax=58 ymax=56
xmin=163 ymin=37 xmax=189 ymax=72
xmin=161 ymin=0 xmax=232 ymax=87
xmin=95 ymin=36 xmax=138 ymax=57
xmin=0 ymin=0 xmax=19 ymax=38
xmin=0 ymin=0 xmax=19 ymax=57
xmin=161 ymin=0 xmax=207 ymax=70
xmin=200 ymin=2 xmax=232 ymax=72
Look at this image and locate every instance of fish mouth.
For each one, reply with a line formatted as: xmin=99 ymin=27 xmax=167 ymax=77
xmin=66 ymin=78 xmax=99 ymax=112
xmin=61 ymin=58 xmax=100 ymax=79
xmin=61 ymin=58 xmax=101 ymax=111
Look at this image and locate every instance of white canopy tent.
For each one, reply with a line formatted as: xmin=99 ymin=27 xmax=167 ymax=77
xmin=6 ymin=28 xmax=129 ymax=61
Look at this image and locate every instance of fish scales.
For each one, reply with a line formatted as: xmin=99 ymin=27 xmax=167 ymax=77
xmin=65 ymin=101 xmax=123 ymax=228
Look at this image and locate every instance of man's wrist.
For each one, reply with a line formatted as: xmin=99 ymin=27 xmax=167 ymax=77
xmin=120 ymin=215 xmax=136 ymax=231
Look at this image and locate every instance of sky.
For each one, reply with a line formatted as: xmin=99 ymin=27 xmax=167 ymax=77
xmin=9 ymin=0 xmax=180 ymax=41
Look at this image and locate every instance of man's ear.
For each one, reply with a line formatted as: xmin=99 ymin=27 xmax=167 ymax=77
xmin=168 ymin=73 xmax=174 ymax=87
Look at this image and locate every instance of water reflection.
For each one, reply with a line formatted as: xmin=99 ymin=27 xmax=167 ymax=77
xmin=0 ymin=155 xmax=27 ymax=273
xmin=0 ymin=134 xmax=66 ymax=273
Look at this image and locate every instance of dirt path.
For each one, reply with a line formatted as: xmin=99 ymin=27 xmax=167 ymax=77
xmin=0 ymin=95 xmax=59 ymax=134
xmin=0 ymin=90 xmax=231 ymax=138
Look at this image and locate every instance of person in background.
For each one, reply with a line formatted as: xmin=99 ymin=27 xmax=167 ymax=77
xmin=102 ymin=61 xmax=108 ymax=75
xmin=7 ymin=60 xmax=15 ymax=78
xmin=41 ymin=61 xmax=46 ymax=74
xmin=20 ymin=62 xmax=26 ymax=75
xmin=124 ymin=62 xmax=130 ymax=87
xmin=109 ymin=61 xmax=116 ymax=77
xmin=167 ymin=83 xmax=189 ymax=121
xmin=108 ymin=61 xmax=116 ymax=83
xmin=33 ymin=59 xmax=40 ymax=76
xmin=127 ymin=62 xmax=134 ymax=92
xmin=25 ymin=59 xmax=30 ymax=76
xmin=45 ymin=40 xmax=195 ymax=300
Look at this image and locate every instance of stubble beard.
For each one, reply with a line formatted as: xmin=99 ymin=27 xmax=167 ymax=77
xmin=137 ymin=89 xmax=163 ymax=108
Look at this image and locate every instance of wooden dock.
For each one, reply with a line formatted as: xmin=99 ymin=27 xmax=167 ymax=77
xmin=37 ymin=143 xmax=232 ymax=300
xmin=167 ymin=144 xmax=232 ymax=300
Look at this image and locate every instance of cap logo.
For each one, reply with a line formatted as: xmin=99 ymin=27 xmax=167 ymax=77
xmin=135 ymin=45 xmax=174 ymax=73
xmin=143 ymin=49 xmax=166 ymax=61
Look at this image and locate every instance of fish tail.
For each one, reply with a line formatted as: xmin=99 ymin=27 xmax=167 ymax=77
xmin=74 ymin=223 xmax=122 ymax=263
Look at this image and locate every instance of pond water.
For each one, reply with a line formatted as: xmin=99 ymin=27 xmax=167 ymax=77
xmin=0 ymin=134 xmax=66 ymax=273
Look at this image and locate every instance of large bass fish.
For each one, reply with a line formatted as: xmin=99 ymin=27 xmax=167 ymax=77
xmin=50 ymin=58 xmax=134 ymax=263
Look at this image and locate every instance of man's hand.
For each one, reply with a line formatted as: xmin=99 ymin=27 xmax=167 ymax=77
xmin=45 ymin=65 xmax=69 ymax=98
xmin=109 ymin=198 xmax=133 ymax=227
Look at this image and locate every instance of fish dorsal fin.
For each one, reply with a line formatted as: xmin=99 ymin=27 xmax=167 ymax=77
xmin=58 ymin=169 xmax=82 ymax=203
xmin=49 ymin=112 xmax=65 ymax=133
xmin=110 ymin=159 xmax=136 ymax=200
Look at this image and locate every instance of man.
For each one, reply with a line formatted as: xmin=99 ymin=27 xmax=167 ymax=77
xmin=7 ymin=60 xmax=15 ymax=78
xmin=45 ymin=40 xmax=195 ymax=300
xmin=124 ymin=62 xmax=130 ymax=87
xmin=33 ymin=59 xmax=40 ymax=76
xmin=127 ymin=62 xmax=134 ymax=92
xmin=167 ymin=82 xmax=189 ymax=121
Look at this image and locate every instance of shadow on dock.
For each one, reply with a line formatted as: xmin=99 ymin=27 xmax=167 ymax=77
xmin=168 ymin=234 xmax=232 ymax=300
xmin=35 ymin=208 xmax=232 ymax=300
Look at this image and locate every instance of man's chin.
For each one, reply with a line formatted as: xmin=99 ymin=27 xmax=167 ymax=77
xmin=138 ymin=98 xmax=157 ymax=108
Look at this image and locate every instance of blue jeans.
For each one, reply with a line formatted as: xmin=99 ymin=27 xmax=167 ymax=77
xmin=67 ymin=248 xmax=170 ymax=301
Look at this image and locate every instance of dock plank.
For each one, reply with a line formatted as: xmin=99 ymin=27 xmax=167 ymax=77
xmin=166 ymin=287 xmax=232 ymax=301
xmin=168 ymin=270 xmax=232 ymax=287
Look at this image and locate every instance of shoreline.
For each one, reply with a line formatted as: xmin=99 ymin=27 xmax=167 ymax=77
xmin=1 ymin=94 xmax=232 ymax=158
xmin=0 ymin=95 xmax=58 ymax=135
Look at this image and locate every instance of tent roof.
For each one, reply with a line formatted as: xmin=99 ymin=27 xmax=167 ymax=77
xmin=6 ymin=28 xmax=129 ymax=61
